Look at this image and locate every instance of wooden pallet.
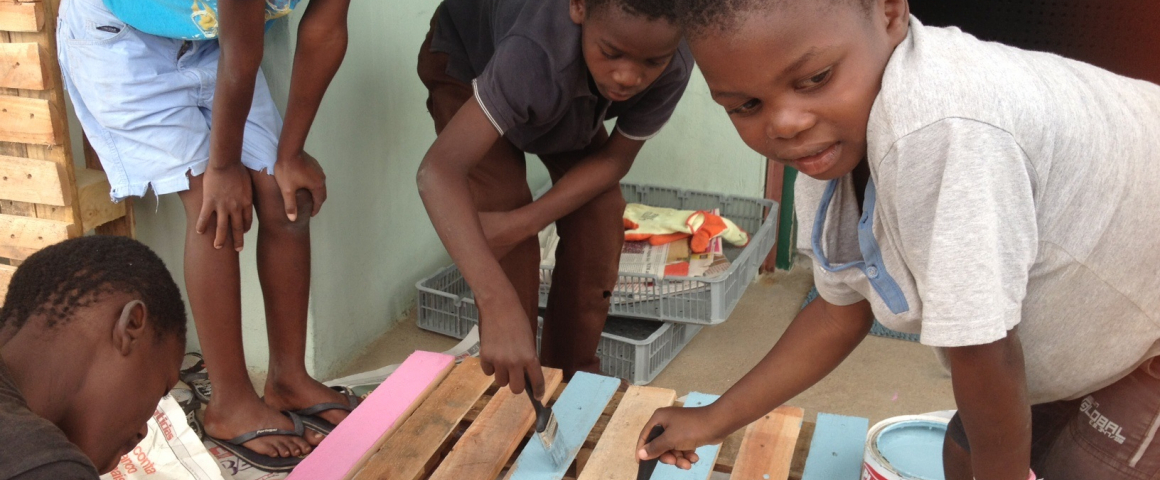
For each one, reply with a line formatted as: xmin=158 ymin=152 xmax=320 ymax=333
xmin=339 ymin=357 xmax=808 ymax=480
xmin=0 ymin=0 xmax=134 ymax=302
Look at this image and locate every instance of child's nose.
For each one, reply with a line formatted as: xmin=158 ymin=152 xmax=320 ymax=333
xmin=766 ymin=106 xmax=815 ymax=140
xmin=612 ymin=66 xmax=643 ymax=89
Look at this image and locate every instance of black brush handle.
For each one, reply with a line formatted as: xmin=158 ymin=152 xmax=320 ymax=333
xmin=524 ymin=373 xmax=548 ymax=433
xmin=637 ymin=425 xmax=665 ymax=480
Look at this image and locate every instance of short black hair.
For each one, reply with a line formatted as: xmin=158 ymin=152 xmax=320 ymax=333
xmin=0 ymin=236 xmax=186 ymax=342
xmin=678 ymin=0 xmax=874 ymax=39
xmin=587 ymin=0 xmax=680 ymax=24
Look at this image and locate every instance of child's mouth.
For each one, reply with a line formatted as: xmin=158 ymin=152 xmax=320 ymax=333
xmin=789 ymin=142 xmax=840 ymax=176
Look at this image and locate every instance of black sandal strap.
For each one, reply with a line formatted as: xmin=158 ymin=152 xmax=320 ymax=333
xmin=224 ymin=411 xmax=305 ymax=446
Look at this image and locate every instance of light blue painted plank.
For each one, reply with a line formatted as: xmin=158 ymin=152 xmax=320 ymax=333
xmin=801 ymin=413 xmax=870 ymax=480
xmin=651 ymin=392 xmax=722 ymax=480
xmin=507 ymin=372 xmax=620 ymax=480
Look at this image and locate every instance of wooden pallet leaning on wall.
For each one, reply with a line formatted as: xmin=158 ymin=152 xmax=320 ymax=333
xmin=0 ymin=0 xmax=134 ymax=303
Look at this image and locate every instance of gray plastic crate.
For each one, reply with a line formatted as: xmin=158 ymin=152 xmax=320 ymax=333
xmin=536 ymin=183 xmax=778 ymax=325
xmin=416 ymin=264 xmax=701 ymax=385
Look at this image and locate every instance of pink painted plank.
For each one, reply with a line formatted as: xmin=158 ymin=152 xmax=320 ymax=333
xmin=287 ymin=351 xmax=455 ymax=480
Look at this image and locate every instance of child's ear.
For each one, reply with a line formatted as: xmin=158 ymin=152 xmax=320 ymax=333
xmin=881 ymin=0 xmax=910 ymax=43
xmin=569 ymin=0 xmax=587 ymax=26
xmin=112 ymin=300 xmax=147 ymax=356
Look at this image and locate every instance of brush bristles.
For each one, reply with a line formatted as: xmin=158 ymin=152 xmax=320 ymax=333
xmin=539 ymin=414 xmax=569 ymax=466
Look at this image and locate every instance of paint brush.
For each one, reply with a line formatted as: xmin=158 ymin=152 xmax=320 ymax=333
xmin=524 ymin=373 xmax=568 ymax=467
xmin=637 ymin=425 xmax=665 ymax=480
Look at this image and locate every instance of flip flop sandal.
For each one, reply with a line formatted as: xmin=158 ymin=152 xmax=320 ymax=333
xmin=170 ymin=388 xmax=204 ymax=440
xmin=206 ymin=411 xmax=308 ymax=472
xmin=294 ymin=386 xmax=361 ymax=435
xmin=180 ymin=352 xmax=213 ymax=404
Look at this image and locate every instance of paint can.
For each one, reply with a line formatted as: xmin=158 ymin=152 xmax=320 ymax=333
xmin=861 ymin=415 xmax=949 ymax=480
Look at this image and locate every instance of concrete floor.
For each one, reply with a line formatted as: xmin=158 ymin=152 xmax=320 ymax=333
xmin=335 ymin=260 xmax=956 ymax=425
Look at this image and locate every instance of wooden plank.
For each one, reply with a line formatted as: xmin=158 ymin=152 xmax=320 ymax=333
xmin=505 ymin=372 xmax=621 ymax=480
xmin=0 ymin=263 xmax=15 ymax=304
xmin=0 ymin=1 xmax=43 ymax=33
xmin=0 ymin=43 xmax=46 ymax=90
xmin=577 ymin=385 xmax=677 ymax=480
xmin=74 ymin=168 xmax=123 ymax=231
xmin=352 ymin=357 xmax=494 ymax=480
xmin=286 ymin=351 xmax=456 ymax=480
xmin=0 ymin=95 xmax=59 ymax=145
xmin=0 ymin=154 xmax=66 ymax=205
xmin=0 ymin=212 xmax=75 ymax=260
xmin=729 ymin=406 xmax=804 ymax=480
xmin=651 ymin=393 xmax=722 ymax=480
xmin=429 ymin=368 xmax=565 ymax=480
xmin=800 ymin=413 xmax=869 ymax=480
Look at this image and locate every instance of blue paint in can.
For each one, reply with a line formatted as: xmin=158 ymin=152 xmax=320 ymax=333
xmin=875 ymin=420 xmax=947 ymax=480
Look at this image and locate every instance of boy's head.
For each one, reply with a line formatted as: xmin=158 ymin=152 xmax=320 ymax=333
xmin=0 ymin=236 xmax=187 ymax=474
xmin=571 ymin=0 xmax=683 ymax=102
xmin=680 ymin=0 xmax=910 ymax=180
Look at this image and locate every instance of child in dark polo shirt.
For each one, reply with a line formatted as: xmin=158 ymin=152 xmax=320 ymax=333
xmin=417 ymin=0 xmax=692 ymax=397
xmin=0 ymin=236 xmax=187 ymax=479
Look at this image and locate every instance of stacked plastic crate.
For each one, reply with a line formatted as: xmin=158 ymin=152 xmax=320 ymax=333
xmin=416 ymin=183 xmax=779 ymax=384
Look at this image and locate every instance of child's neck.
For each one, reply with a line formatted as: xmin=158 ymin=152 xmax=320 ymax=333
xmin=0 ymin=329 xmax=91 ymax=423
xmin=852 ymin=159 xmax=871 ymax=212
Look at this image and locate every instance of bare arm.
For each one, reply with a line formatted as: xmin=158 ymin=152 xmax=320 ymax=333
xmin=945 ymin=330 xmax=1032 ymax=480
xmin=417 ymin=99 xmax=546 ymax=398
xmin=273 ymin=0 xmax=352 ymax=220
xmin=638 ymin=296 xmax=875 ymax=466
xmin=198 ymin=0 xmax=267 ymax=250
xmin=480 ymin=130 xmax=642 ymax=259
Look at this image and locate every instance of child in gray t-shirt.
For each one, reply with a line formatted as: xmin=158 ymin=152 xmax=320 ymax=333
xmin=634 ymin=0 xmax=1160 ymax=478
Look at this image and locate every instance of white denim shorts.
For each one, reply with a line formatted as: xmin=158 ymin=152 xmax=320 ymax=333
xmin=57 ymin=0 xmax=282 ymax=201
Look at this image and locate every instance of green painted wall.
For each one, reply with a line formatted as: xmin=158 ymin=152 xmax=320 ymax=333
xmin=112 ymin=1 xmax=763 ymax=378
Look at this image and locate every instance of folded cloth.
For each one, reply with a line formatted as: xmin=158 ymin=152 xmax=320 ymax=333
xmin=623 ymin=204 xmax=749 ymax=252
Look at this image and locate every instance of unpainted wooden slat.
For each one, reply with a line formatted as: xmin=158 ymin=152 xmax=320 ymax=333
xmin=730 ymin=406 xmax=804 ymax=480
xmin=74 ymin=168 xmax=123 ymax=231
xmin=0 ymin=0 xmax=83 ymax=230
xmin=651 ymin=393 xmax=722 ymax=480
xmin=0 ymin=1 xmax=43 ymax=33
xmin=0 ymin=154 xmax=66 ymax=205
xmin=505 ymin=372 xmax=621 ymax=480
xmin=800 ymin=413 xmax=869 ymax=480
xmin=0 ymin=43 xmax=46 ymax=89
xmin=577 ymin=385 xmax=677 ymax=480
xmin=428 ymin=368 xmax=564 ymax=480
xmin=0 ymin=262 xmax=15 ymax=304
xmin=0 ymin=212 xmax=76 ymax=259
xmin=352 ymin=357 xmax=494 ymax=480
xmin=0 ymin=95 xmax=59 ymax=145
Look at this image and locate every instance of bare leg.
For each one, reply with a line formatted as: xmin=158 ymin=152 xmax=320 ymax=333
xmin=250 ymin=170 xmax=350 ymax=429
xmin=178 ymin=174 xmax=315 ymax=457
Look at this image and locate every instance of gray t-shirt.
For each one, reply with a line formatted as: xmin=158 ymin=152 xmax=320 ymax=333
xmin=429 ymin=0 xmax=692 ymax=154
xmin=797 ymin=16 xmax=1160 ymax=404
xmin=0 ymin=360 xmax=99 ymax=480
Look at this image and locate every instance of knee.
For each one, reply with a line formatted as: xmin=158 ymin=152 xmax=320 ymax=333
xmin=259 ymin=190 xmax=312 ymax=233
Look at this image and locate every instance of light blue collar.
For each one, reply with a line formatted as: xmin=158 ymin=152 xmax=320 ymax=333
xmin=811 ymin=177 xmax=910 ymax=314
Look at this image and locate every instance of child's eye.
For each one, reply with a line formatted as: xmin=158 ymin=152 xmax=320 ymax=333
xmin=601 ymin=49 xmax=621 ymax=60
xmin=727 ymin=99 xmax=762 ymax=116
xmin=796 ymin=66 xmax=833 ymax=91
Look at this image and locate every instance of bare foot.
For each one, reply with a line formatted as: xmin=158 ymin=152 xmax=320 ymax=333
xmin=264 ymin=375 xmax=353 ymax=429
xmin=203 ymin=396 xmax=322 ymax=456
